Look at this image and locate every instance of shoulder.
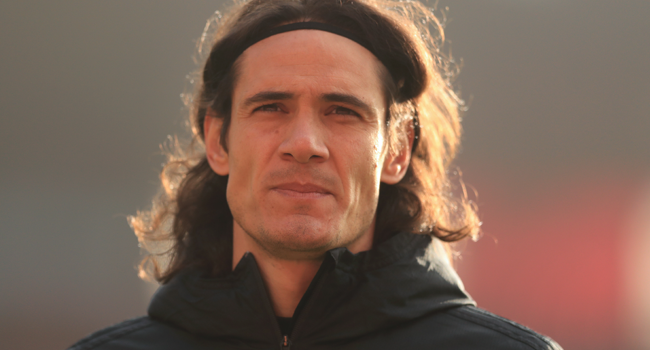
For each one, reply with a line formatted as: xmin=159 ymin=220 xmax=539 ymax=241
xmin=67 ymin=317 xmax=152 ymax=350
xmin=66 ymin=316 xmax=200 ymax=350
xmin=435 ymin=305 xmax=563 ymax=350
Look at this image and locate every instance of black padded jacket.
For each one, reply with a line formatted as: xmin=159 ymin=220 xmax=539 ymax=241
xmin=68 ymin=232 xmax=563 ymax=350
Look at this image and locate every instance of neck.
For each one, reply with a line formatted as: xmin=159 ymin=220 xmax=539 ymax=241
xmin=251 ymin=253 xmax=322 ymax=318
xmin=232 ymin=221 xmax=374 ymax=318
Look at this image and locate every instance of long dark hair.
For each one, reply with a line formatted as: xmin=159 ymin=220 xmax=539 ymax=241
xmin=130 ymin=0 xmax=480 ymax=284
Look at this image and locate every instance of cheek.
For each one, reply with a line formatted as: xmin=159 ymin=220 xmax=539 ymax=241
xmin=372 ymin=144 xmax=382 ymax=170
xmin=366 ymin=131 xmax=386 ymax=174
xmin=225 ymin=125 xmax=259 ymax=192
xmin=226 ymin=120 xmax=280 ymax=193
xmin=344 ymin=134 xmax=385 ymax=200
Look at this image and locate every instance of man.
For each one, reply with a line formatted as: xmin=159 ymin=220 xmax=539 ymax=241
xmin=70 ymin=0 xmax=562 ymax=349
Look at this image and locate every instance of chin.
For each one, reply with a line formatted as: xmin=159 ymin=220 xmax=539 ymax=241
xmin=256 ymin=218 xmax=342 ymax=258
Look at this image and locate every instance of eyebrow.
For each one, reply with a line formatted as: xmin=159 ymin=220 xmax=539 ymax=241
xmin=242 ymin=91 xmax=294 ymax=108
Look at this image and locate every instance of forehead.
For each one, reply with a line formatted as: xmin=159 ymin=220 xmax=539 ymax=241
xmin=234 ymin=29 xmax=385 ymax=100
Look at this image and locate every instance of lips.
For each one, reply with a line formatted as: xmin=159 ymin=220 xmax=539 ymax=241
xmin=272 ymin=182 xmax=332 ymax=197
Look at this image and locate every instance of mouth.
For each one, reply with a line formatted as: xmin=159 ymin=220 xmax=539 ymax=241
xmin=272 ymin=182 xmax=332 ymax=198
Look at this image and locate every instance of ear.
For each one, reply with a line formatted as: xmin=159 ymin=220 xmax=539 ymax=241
xmin=380 ymin=124 xmax=414 ymax=185
xmin=204 ymin=108 xmax=229 ymax=176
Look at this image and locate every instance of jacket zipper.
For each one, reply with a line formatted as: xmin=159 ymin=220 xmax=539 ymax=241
xmin=248 ymin=256 xmax=293 ymax=350
xmin=284 ymin=255 xmax=335 ymax=350
xmin=251 ymin=254 xmax=334 ymax=350
xmin=281 ymin=335 xmax=291 ymax=349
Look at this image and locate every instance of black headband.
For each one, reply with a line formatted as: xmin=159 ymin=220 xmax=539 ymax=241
xmin=240 ymin=21 xmax=420 ymax=153
xmin=244 ymin=22 xmax=376 ymax=60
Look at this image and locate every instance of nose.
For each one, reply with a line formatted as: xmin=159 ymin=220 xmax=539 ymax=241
xmin=278 ymin=108 xmax=329 ymax=163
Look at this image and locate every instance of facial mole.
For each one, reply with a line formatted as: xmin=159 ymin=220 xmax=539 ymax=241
xmin=372 ymin=144 xmax=381 ymax=159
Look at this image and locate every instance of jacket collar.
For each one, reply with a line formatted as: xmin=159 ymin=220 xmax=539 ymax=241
xmin=148 ymin=232 xmax=475 ymax=345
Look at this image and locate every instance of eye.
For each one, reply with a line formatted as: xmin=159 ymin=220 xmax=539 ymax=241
xmin=254 ymin=103 xmax=282 ymax=112
xmin=331 ymin=106 xmax=360 ymax=117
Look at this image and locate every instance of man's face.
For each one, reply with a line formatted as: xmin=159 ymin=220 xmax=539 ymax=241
xmin=205 ymin=30 xmax=408 ymax=259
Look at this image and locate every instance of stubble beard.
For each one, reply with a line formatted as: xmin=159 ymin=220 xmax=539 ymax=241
xmin=237 ymin=214 xmax=373 ymax=261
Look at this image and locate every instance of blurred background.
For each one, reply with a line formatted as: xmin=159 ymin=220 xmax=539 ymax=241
xmin=1 ymin=1 xmax=648 ymax=349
